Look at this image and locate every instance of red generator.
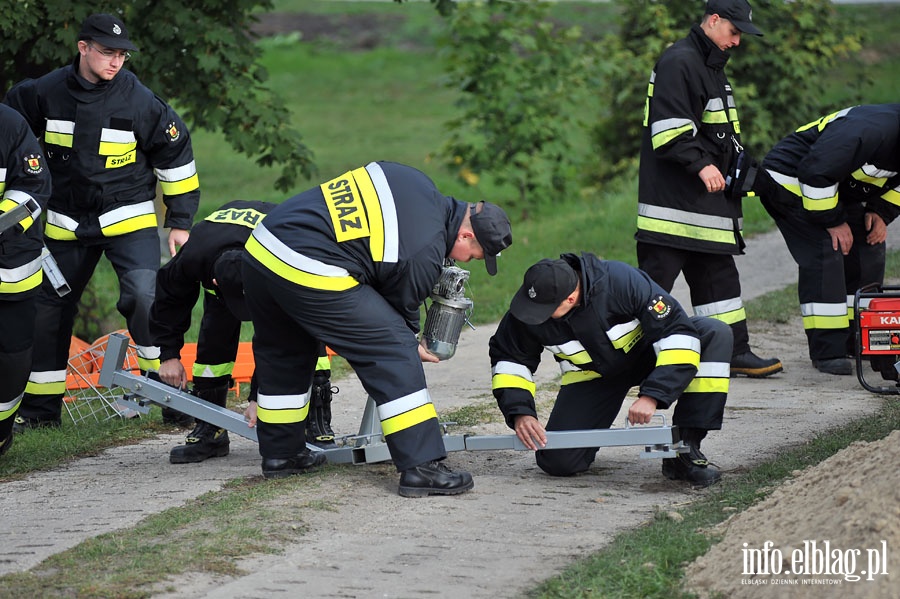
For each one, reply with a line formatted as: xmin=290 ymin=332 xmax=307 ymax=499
xmin=855 ymin=284 xmax=900 ymax=394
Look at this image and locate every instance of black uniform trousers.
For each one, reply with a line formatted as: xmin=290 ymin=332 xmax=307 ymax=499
xmin=761 ymin=196 xmax=884 ymax=361
xmin=0 ymin=298 xmax=37 ymax=444
xmin=536 ymin=316 xmax=731 ymax=477
xmin=22 ymin=229 xmax=160 ymax=421
xmin=637 ymin=241 xmax=748 ymax=358
xmin=242 ymin=261 xmax=445 ymax=472
xmin=193 ymin=290 xmax=329 ymax=403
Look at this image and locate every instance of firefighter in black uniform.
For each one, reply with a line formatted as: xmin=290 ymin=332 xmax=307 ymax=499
xmin=0 ymin=105 xmax=52 ymax=456
xmin=756 ymin=104 xmax=900 ymax=375
xmin=149 ymin=200 xmax=339 ymax=464
xmin=4 ymin=14 xmax=200 ymax=428
xmin=490 ymin=254 xmax=732 ymax=488
xmin=635 ymin=0 xmax=782 ymax=379
xmin=242 ymin=161 xmax=512 ymax=497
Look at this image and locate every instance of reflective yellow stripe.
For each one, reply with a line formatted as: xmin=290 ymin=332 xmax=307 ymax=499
xmin=44 ymin=132 xmax=73 ymax=148
xmin=380 ymin=403 xmax=438 ymax=436
xmin=25 ymin=379 xmax=67 ymax=396
xmin=350 ymin=166 xmax=383 ymax=259
xmin=137 ymin=356 xmax=160 ymax=372
xmin=193 ymin=361 xmax=236 ymax=379
xmin=315 ymin=356 xmax=331 ymax=371
xmin=637 ymin=215 xmax=736 ymax=244
xmin=553 ymin=350 xmax=592 ymax=366
xmin=258 ymin=405 xmax=309 ymax=425
xmin=320 ymin=171 xmax=371 ymax=242
xmin=882 ymin=187 xmax=900 ymax=207
xmin=561 ymin=370 xmax=602 ymax=385
xmin=0 ymin=267 xmax=42 ymax=294
xmin=705 ymin=307 xmax=746 ymax=326
xmin=45 ymin=223 xmax=77 ymax=240
xmin=0 ymin=395 xmax=22 ymax=421
xmin=802 ymin=314 xmax=849 ymax=330
xmin=491 ymin=373 xmax=536 ymax=396
xmin=656 ymin=348 xmax=700 ymax=368
xmin=159 ymin=173 xmax=199 ymax=196
xmin=685 ymin=377 xmax=729 ymax=394
xmin=245 ymin=234 xmax=358 ymax=291
xmin=101 ymin=213 xmax=157 ymax=237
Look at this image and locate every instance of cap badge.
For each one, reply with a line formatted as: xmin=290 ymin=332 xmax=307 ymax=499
xmin=113 ymin=24 xmax=122 ymax=35
xmin=527 ymin=285 xmax=537 ymax=299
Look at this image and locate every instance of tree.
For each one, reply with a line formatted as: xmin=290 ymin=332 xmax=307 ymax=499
xmin=435 ymin=0 xmax=593 ymax=218
xmin=0 ymin=0 xmax=315 ymax=192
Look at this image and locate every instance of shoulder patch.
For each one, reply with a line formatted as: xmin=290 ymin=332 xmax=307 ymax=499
xmin=165 ymin=121 xmax=180 ymax=142
xmin=24 ymin=153 xmax=44 ymax=175
xmin=647 ymin=294 xmax=672 ymax=320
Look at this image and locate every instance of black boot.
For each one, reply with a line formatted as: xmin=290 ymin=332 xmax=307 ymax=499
xmin=169 ymin=385 xmax=230 ymax=463
xmin=398 ymin=460 xmax=475 ymax=498
xmin=307 ymin=373 xmax=338 ymax=449
xmin=170 ymin=421 xmax=230 ymax=463
xmin=662 ymin=428 xmax=721 ymax=488
xmin=0 ymin=428 xmax=12 ymax=458
xmin=730 ymin=350 xmax=783 ymax=378
xmin=262 ymin=450 xmax=327 ymax=479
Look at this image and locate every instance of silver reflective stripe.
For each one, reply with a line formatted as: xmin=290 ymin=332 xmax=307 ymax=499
xmin=697 ymin=361 xmax=730 ymax=378
xmin=650 ymin=117 xmax=696 ymax=138
xmin=492 ymin=360 xmax=533 ymax=381
xmin=98 ymin=200 xmax=155 ymax=228
xmin=100 ymin=128 xmax=136 ymax=144
xmin=606 ymin=319 xmax=640 ymax=342
xmin=154 ymin=161 xmax=197 ymax=182
xmin=0 ymin=255 xmax=41 ymax=283
xmin=800 ymin=182 xmax=838 ymax=201
xmin=800 ymin=302 xmax=847 ymax=317
xmin=377 ymin=388 xmax=431 ymax=420
xmin=258 ymin=392 xmax=309 ymax=410
xmin=693 ymin=297 xmax=743 ymax=317
xmin=252 ymin=223 xmax=353 ymax=278
xmin=859 ymin=164 xmax=897 ymax=180
xmin=46 ymin=120 xmax=75 ymax=134
xmin=364 ymin=162 xmax=399 ymax=263
xmin=545 ymin=340 xmax=586 ymax=355
xmin=135 ymin=345 xmax=161 ymax=360
xmin=638 ymin=203 xmax=738 ymax=230
xmin=47 ymin=211 xmax=79 ymax=232
xmin=29 ymin=369 xmax=67 ymax=384
xmin=653 ymin=333 xmax=700 ymax=353
xmin=705 ymin=98 xmax=726 ymax=112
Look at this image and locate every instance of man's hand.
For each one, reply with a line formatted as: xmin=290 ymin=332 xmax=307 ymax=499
xmin=865 ymin=212 xmax=887 ymax=245
xmin=514 ymin=414 xmax=547 ymax=451
xmin=244 ymin=400 xmax=257 ymax=428
xmin=698 ymin=164 xmax=726 ymax=193
xmin=418 ymin=341 xmax=440 ymax=363
xmin=627 ymin=395 xmax=658 ymax=425
xmin=168 ymin=228 xmax=190 ymax=257
xmin=158 ymin=357 xmax=188 ymax=389
xmin=826 ymin=222 xmax=853 ymax=255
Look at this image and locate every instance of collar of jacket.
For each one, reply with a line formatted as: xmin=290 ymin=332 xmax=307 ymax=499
xmin=67 ymin=55 xmax=116 ymax=98
xmin=688 ymin=24 xmax=730 ymax=71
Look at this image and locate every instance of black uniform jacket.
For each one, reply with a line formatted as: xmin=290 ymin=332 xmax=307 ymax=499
xmin=247 ymin=161 xmax=466 ymax=335
xmin=489 ymin=253 xmax=703 ymax=429
xmin=636 ymin=24 xmax=744 ymax=255
xmin=3 ymin=56 xmax=199 ymax=238
xmin=762 ymin=104 xmax=900 ymax=229
xmin=0 ymin=104 xmax=51 ymax=300
xmin=151 ymin=200 xmax=274 ymax=362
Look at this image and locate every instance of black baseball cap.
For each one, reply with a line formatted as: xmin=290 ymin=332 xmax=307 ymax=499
xmin=78 ymin=13 xmax=138 ymax=51
xmin=509 ymin=259 xmax=579 ymax=325
xmin=706 ymin=0 xmax=763 ymax=36
xmin=470 ymin=201 xmax=512 ymax=276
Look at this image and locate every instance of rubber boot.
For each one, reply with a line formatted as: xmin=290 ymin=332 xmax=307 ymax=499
xmin=662 ymin=428 xmax=721 ymax=488
xmin=306 ymin=373 xmax=338 ymax=449
xmin=169 ymin=385 xmax=230 ymax=464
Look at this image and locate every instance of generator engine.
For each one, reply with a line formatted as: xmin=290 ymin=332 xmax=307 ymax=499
xmin=855 ymin=284 xmax=900 ymax=393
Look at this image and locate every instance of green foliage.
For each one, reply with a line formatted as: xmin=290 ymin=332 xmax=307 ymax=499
xmin=0 ymin=0 xmax=315 ymax=192
xmin=589 ymin=0 xmax=864 ymax=182
xmin=435 ymin=0 xmax=594 ymax=218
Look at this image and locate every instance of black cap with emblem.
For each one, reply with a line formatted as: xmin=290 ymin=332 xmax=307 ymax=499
xmin=509 ymin=258 xmax=578 ymax=325
xmin=78 ymin=13 xmax=138 ymax=51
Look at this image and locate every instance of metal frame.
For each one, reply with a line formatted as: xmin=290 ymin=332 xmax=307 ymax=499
xmin=854 ymin=284 xmax=900 ymax=395
xmin=99 ymin=333 xmax=686 ymax=464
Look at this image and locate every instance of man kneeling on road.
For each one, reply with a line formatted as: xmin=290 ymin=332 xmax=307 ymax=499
xmin=489 ymin=253 xmax=731 ymax=488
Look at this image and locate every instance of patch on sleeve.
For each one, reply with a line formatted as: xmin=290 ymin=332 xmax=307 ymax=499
xmin=165 ymin=121 xmax=181 ymax=142
xmin=24 ymin=153 xmax=44 ymax=175
xmin=647 ymin=294 xmax=672 ymax=320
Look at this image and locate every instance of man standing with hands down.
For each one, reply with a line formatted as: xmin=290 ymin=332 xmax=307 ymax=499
xmin=636 ymin=0 xmax=781 ymax=379
xmin=242 ymin=161 xmax=512 ymax=497
xmin=489 ymin=253 xmax=732 ymax=488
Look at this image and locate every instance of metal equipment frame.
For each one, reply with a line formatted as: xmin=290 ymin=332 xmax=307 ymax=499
xmin=99 ymin=333 xmax=686 ymax=464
